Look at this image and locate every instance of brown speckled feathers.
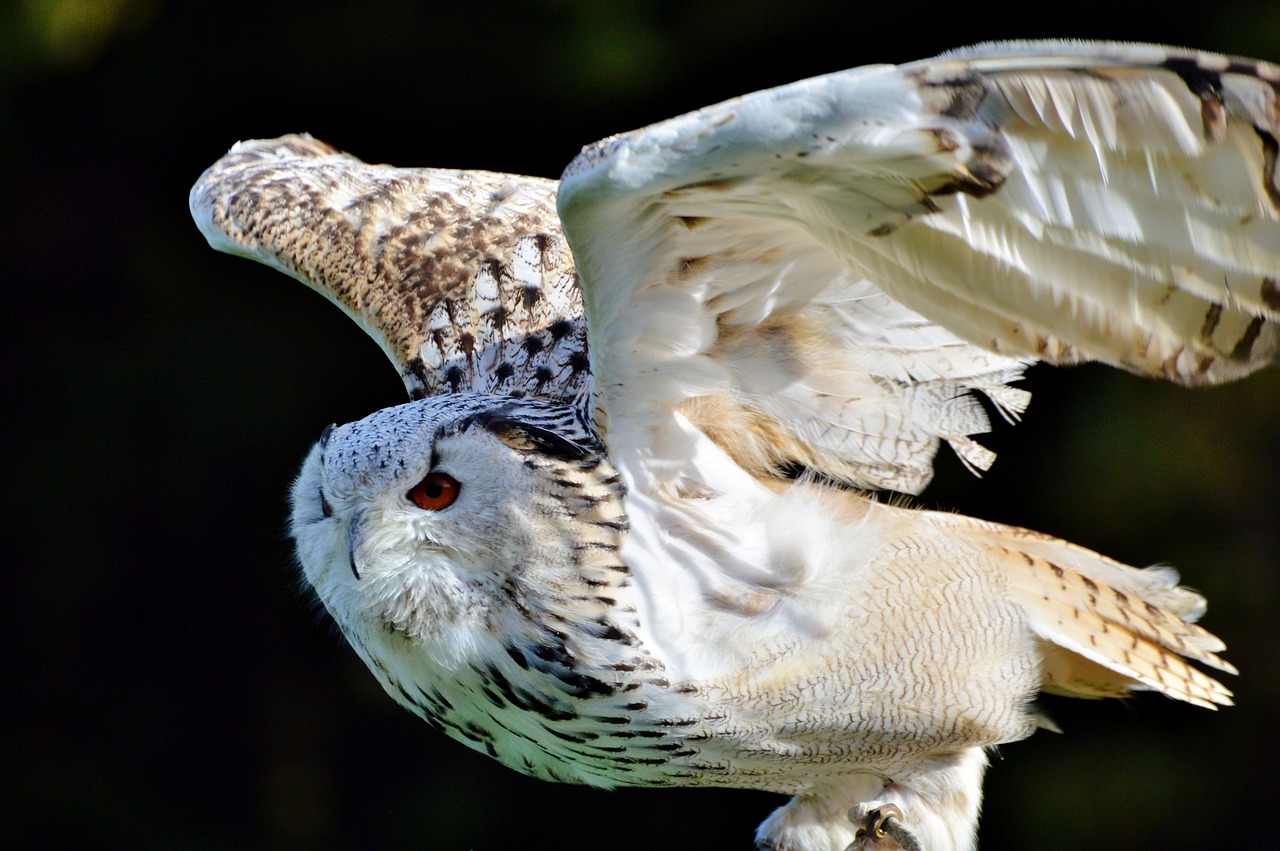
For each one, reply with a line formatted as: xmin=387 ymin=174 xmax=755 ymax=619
xmin=190 ymin=135 xmax=590 ymax=406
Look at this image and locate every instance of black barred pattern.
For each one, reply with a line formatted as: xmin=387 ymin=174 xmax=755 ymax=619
xmin=325 ymin=393 xmax=715 ymax=788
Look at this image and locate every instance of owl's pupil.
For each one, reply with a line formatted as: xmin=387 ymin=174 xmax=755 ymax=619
xmin=422 ymin=481 xmax=443 ymax=498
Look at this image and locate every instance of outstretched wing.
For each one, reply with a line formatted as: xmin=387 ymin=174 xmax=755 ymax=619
xmin=559 ymin=40 xmax=1280 ymax=493
xmin=189 ymin=135 xmax=590 ymax=407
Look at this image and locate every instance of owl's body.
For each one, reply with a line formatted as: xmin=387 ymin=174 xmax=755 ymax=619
xmin=290 ymin=391 xmax=1226 ymax=851
xmin=193 ymin=41 xmax=1277 ymax=850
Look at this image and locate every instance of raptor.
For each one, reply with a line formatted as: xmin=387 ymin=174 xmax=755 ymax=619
xmin=191 ymin=41 xmax=1278 ymax=849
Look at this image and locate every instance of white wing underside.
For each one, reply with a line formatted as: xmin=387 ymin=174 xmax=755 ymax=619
xmin=560 ymin=40 xmax=1280 ymax=494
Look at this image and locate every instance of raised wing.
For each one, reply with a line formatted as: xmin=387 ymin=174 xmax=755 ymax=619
xmin=559 ymin=40 xmax=1280 ymax=493
xmin=190 ymin=135 xmax=590 ymax=406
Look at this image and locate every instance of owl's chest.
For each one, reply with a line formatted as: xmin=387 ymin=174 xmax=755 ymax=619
xmin=353 ymin=609 xmax=718 ymax=788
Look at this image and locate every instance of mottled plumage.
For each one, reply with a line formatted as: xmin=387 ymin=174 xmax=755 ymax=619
xmin=191 ymin=41 xmax=1278 ymax=850
xmin=193 ymin=135 xmax=590 ymax=405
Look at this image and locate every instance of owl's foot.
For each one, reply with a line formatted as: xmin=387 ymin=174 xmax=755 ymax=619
xmin=847 ymin=804 xmax=924 ymax=851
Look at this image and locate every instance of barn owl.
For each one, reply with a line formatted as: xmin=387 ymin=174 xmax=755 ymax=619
xmin=190 ymin=41 xmax=1279 ymax=851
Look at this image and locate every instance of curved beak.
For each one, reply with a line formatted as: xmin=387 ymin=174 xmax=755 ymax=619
xmin=347 ymin=508 xmax=366 ymax=580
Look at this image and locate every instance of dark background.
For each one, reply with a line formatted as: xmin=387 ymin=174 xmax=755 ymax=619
xmin=5 ymin=1 xmax=1280 ymax=848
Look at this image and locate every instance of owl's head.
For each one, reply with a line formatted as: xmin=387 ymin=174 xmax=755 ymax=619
xmin=289 ymin=393 xmax=623 ymax=663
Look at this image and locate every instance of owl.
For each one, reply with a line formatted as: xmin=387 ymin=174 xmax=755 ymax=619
xmin=190 ymin=42 xmax=1279 ymax=851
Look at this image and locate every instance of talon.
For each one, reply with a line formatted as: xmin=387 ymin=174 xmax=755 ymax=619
xmin=868 ymin=805 xmax=904 ymax=839
xmin=849 ymin=804 xmax=923 ymax=851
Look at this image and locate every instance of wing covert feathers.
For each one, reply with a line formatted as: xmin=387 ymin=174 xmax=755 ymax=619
xmin=190 ymin=135 xmax=590 ymax=406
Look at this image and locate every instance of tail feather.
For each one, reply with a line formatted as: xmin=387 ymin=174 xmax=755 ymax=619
xmin=938 ymin=515 xmax=1236 ymax=708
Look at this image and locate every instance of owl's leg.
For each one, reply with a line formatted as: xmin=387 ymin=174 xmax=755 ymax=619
xmin=755 ymin=775 xmax=884 ymax=851
xmin=844 ymin=747 xmax=988 ymax=851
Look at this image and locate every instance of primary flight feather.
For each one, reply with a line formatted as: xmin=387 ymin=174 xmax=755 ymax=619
xmin=190 ymin=41 xmax=1278 ymax=850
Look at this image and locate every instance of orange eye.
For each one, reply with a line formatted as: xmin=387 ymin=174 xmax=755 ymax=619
xmin=408 ymin=473 xmax=460 ymax=511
